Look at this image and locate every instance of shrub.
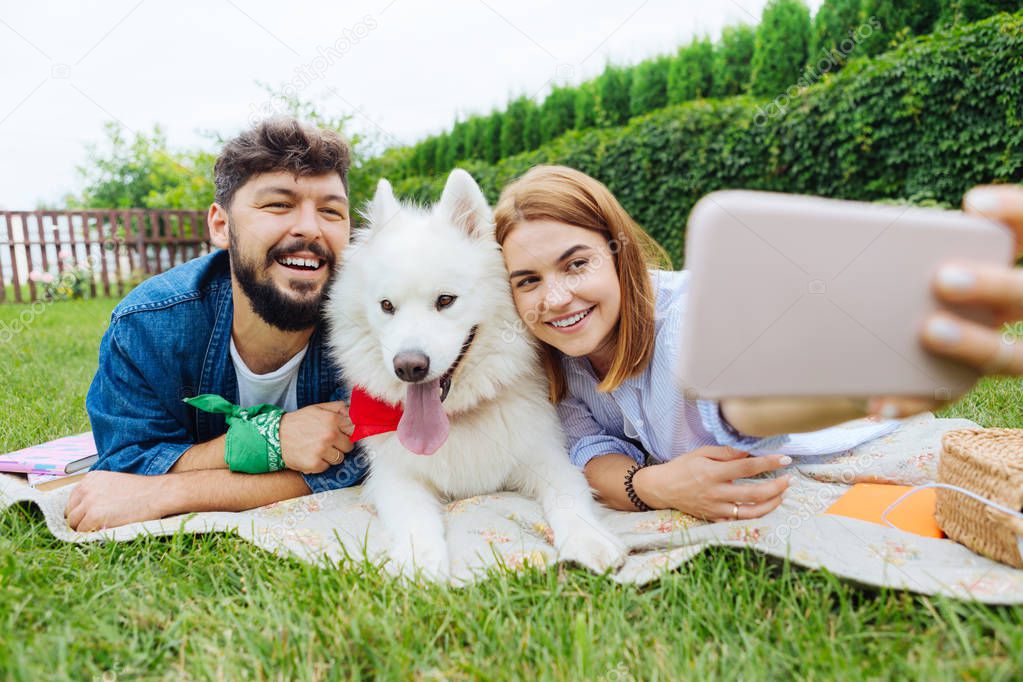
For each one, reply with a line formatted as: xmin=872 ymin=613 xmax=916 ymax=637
xmin=808 ymin=0 xmax=863 ymax=77
xmin=388 ymin=13 xmax=1023 ymax=264
xmin=750 ymin=0 xmax=812 ymax=97
xmin=596 ymin=64 xmax=633 ymax=126
xmin=630 ymin=55 xmax=671 ymax=115
xmin=540 ymin=86 xmax=577 ymax=142
xmin=712 ymin=25 xmax=756 ymax=97
xmin=667 ymin=38 xmax=715 ymax=103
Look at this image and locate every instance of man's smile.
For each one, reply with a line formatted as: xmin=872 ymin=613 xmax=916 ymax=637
xmin=275 ymin=251 xmax=327 ymax=276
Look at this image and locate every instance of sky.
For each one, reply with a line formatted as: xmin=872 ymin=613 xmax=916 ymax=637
xmin=0 ymin=0 xmax=824 ymax=210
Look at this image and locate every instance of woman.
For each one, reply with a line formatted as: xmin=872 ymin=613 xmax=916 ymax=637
xmin=494 ymin=166 xmax=900 ymax=521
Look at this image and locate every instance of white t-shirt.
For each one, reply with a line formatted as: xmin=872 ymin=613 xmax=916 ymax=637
xmin=229 ymin=338 xmax=307 ymax=412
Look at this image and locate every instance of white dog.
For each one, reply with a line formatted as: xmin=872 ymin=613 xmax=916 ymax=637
xmin=325 ymin=169 xmax=627 ymax=580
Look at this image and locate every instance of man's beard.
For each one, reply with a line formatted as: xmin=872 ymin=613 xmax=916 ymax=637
xmin=229 ymin=228 xmax=336 ymax=332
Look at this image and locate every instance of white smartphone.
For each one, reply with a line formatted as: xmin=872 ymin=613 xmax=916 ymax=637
xmin=676 ymin=190 xmax=1014 ymax=401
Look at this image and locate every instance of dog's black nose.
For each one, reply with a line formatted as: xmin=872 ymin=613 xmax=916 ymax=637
xmin=393 ymin=351 xmax=430 ymax=382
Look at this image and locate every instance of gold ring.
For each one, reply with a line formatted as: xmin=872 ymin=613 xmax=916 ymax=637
xmin=732 ymin=503 xmax=740 ymax=521
xmin=329 ymin=449 xmax=343 ymax=465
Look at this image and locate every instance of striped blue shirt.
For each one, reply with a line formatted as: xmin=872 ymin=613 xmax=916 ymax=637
xmin=556 ymin=270 xmax=899 ymax=468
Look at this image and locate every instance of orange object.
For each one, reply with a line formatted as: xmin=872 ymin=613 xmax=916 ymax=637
xmin=825 ymin=483 xmax=945 ymax=539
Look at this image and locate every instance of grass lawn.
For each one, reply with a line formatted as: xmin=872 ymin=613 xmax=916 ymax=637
xmin=1 ymin=298 xmax=1022 ymax=680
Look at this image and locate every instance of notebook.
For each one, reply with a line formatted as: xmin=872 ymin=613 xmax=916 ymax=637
xmin=825 ymin=483 xmax=944 ymax=538
xmin=26 ymin=471 xmax=90 ymax=491
xmin=0 ymin=432 xmax=98 ymax=476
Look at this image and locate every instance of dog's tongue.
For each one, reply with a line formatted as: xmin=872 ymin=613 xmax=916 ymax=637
xmin=397 ymin=379 xmax=449 ymax=455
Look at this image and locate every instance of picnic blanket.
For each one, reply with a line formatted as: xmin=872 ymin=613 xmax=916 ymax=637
xmin=3 ymin=413 xmax=1023 ymax=604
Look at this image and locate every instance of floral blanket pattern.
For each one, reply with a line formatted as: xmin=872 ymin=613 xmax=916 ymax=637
xmin=2 ymin=413 xmax=1022 ymax=603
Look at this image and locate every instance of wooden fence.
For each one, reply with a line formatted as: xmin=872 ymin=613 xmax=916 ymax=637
xmin=0 ymin=210 xmax=211 ymax=303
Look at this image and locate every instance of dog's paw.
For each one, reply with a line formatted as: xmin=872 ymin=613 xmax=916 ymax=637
xmin=557 ymin=527 xmax=627 ymax=574
xmin=389 ymin=539 xmax=450 ymax=582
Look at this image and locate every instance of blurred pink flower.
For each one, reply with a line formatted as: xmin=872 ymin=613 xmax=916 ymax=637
xmin=58 ymin=249 xmax=72 ymax=260
xmin=28 ymin=270 xmax=42 ymax=282
xmin=41 ymin=273 xmax=55 ymax=284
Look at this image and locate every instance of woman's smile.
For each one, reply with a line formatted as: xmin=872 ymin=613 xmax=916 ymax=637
xmin=544 ymin=305 xmax=596 ymax=332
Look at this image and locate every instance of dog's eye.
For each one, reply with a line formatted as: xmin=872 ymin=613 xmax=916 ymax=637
xmin=436 ymin=295 xmax=456 ymax=310
xmin=380 ymin=299 xmax=395 ymax=314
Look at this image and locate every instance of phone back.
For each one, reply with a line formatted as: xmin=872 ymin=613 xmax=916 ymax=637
xmin=677 ymin=190 xmax=1013 ymax=400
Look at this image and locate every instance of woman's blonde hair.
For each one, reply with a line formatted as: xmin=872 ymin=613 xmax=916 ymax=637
xmin=494 ymin=165 xmax=671 ymax=402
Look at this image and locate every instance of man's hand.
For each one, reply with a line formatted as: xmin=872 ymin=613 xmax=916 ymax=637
xmin=279 ymin=401 xmax=354 ymax=474
xmin=65 ymin=471 xmax=173 ymax=532
xmin=64 ymin=468 xmax=315 ymax=532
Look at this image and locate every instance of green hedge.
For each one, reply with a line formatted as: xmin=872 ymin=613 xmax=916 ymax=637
xmin=385 ymin=11 xmax=1023 ymax=265
xmin=368 ymin=1 xmax=1021 ymax=181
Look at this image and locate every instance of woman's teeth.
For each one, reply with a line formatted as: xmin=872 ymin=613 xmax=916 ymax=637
xmin=548 ymin=307 xmax=593 ymax=328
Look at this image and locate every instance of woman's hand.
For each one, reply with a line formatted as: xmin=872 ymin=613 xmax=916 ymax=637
xmin=921 ymin=185 xmax=1023 ymax=376
xmin=719 ymin=396 xmax=943 ymax=437
xmin=720 ymin=185 xmax=1023 ymax=432
xmin=720 ymin=396 xmax=923 ymax=437
xmin=632 ymin=446 xmax=792 ymax=521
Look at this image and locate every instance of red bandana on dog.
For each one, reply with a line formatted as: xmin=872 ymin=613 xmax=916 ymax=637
xmin=349 ymin=386 xmax=404 ymax=441
xmin=349 ymin=384 xmax=451 ymax=455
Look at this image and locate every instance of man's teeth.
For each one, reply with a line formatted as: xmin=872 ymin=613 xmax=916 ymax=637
xmin=278 ymin=256 xmax=321 ymax=269
xmin=549 ymin=308 xmax=591 ymax=328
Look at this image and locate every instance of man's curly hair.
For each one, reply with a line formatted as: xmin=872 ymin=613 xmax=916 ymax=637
xmin=214 ymin=117 xmax=351 ymax=208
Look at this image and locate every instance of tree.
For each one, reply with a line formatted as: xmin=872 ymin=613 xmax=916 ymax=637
xmin=540 ymin=86 xmax=576 ymax=142
xmin=808 ymin=0 xmax=862 ymax=77
xmin=712 ymin=24 xmax=756 ymax=97
xmin=482 ymin=111 xmax=503 ymax=163
xmin=70 ymin=86 xmax=376 ymax=209
xmin=629 ymin=55 xmax=671 ymax=116
xmin=750 ymin=0 xmax=812 ymax=97
xmin=522 ymin=100 xmax=542 ymax=150
xmin=860 ymin=0 xmax=942 ymax=55
xmin=938 ymin=0 xmax=1022 ymax=26
xmin=433 ymin=134 xmax=451 ymax=172
xmin=668 ymin=37 xmax=716 ymax=103
xmin=70 ymin=123 xmax=215 ymax=210
xmin=360 ymin=146 xmax=413 ymax=191
xmin=573 ymin=81 xmax=600 ymax=130
xmin=463 ymin=116 xmax=484 ymax=161
xmin=499 ymin=96 xmax=530 ymax=157
xmin=419 ymin=136 xmax=438 ymax=175
xmin=449 ymin=121 xmax=468 ymax=164
xmin=409 ymin=143 xmax=428 ymax=176
xmin=596 ymin=64 xmax=632 ymax=126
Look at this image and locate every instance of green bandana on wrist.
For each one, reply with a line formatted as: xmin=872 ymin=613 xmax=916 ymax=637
xmin=184 ymin=394 xmax=286 ymax=474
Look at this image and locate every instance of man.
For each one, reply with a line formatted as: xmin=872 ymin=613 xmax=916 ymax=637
xmin=65 ymin=118 xmax=366 ymax=532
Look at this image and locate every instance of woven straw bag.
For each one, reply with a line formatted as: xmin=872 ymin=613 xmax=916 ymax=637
xmin=937 ymin=429 xmax=1023 ymax=569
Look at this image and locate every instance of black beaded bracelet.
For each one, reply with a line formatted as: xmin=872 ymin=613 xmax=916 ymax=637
xmin=624 ymin=463 xmax=653 ymax=512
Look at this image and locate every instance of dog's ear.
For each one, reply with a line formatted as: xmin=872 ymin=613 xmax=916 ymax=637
xmin=437 ymin=169 xmax=494 ymax=238
xmin=364 ymin=178 xmax=400 ymax=228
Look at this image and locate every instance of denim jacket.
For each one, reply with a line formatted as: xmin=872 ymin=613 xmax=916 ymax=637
xmin=86 ymin=250 xmax=366 ymax=493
